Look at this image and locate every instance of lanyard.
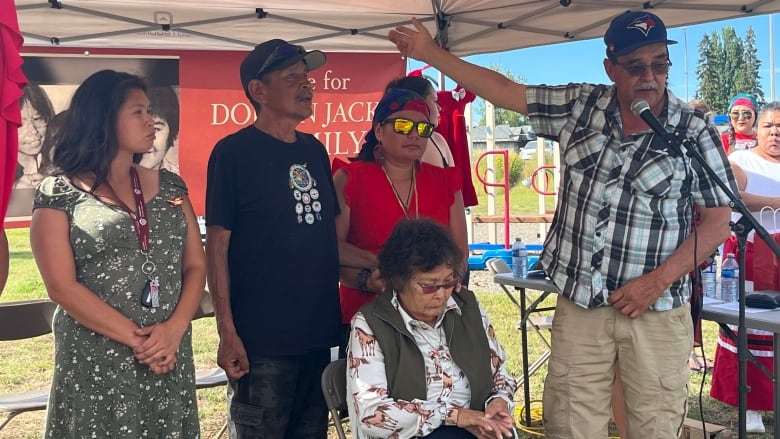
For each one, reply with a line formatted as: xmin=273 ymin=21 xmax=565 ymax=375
xmin=103 ymin=167 xmax=150 ymax=253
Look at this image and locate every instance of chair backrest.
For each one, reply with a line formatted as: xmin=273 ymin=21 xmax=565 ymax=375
xmin=321 ymin=358 xmax=348 ymax=413
xmin=486 ymin=257 xmax=511 ymax=275
xmin=0 ymin=300 xmax=57 ymax=341
xmin=321 ymin=358 xmax=348 ymax=439
xmin=192 ymin=290 xmax=215 ymax=320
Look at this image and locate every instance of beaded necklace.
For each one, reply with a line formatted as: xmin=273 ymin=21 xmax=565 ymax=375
xmin=382 ymin=164 xmax=419 ymax=219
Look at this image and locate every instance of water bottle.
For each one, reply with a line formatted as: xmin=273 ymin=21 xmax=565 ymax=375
xmin=701 ymin=253 xmax=717 ymax=299
xmin=512 ymin=238 xmax=528 ymax=278
xmin=720 ymin=253 xmax=739 ymax=302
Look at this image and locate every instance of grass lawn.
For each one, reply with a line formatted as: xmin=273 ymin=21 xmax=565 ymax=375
xmin=0 ymin=156 xmax=770 ymax=437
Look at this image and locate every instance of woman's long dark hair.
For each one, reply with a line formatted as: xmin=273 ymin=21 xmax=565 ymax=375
xmin=20 ymin=83 xmax=55 ymax=126
xmin=385 ymin=76 xmax=435 ymax=98
xmin=46 ymin=70 xmax=147 ymax=189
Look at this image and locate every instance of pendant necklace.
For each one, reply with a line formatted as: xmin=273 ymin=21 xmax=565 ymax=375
xmin=382 ymin=164 xmax=419 ymax=219
xmin=103 ymin=167 xmax=160 ymax=308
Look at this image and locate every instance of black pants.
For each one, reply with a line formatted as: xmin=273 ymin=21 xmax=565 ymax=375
xmin=229 ymin=349 xmax=330 ymax=439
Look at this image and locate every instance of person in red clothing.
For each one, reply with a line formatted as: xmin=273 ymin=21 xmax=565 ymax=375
xmin=721 ymin=93 xmax=758 ymax=154
xmin=385 ymin=75 xmax=455 ymax=169
xmin=710 ymin=102 xmax=780 ymax=433
xmin=333 ymin=88 xmax=469 ymax=337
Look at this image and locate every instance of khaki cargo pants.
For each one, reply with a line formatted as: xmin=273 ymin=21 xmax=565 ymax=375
xmin=543 ymin=296 xmax=692 ymax=438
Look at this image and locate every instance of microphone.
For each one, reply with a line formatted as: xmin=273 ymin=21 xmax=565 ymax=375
xmin=630 ymin=99 xmax=683 ymax=157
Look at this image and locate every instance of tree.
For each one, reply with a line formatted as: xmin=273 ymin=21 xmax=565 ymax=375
xmin=473 ymin=64 xmax=528 ymax=126
xmin=696 ymin=34 xmax=724 ymax=111
xmin=734 ymin=27 xmax=764 ymax=105
xmin=695 ymin=26 xmax=764 ymax=114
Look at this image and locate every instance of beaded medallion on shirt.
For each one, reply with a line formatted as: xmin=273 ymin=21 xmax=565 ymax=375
xmin=289 ymin=163 xmax=322 ymax=225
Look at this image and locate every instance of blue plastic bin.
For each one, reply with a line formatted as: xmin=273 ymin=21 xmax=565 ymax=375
xmin=468 ymin=242 xmax=543 ymax=270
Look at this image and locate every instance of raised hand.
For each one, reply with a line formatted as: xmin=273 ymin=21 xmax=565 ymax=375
xmin=388 ymin=17 xmax=438 ymax=62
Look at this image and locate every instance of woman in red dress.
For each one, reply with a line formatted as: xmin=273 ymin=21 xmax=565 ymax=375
xmin=333 ymin=88 xmax=468 ymax=330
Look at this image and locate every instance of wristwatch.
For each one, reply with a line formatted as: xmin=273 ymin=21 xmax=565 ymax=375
xmin=438 ymin=404 xmax=448 ymax=424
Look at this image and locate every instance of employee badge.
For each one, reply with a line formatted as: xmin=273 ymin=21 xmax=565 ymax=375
xmin=141 ymin=276 xmax=160 ymax=308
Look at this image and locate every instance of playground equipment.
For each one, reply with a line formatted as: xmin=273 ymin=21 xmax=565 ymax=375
xmin=527 ymin=165 xmax=556 ymax=196
xmin=470 ymin=146 xmax=558 ymax=270
xmin=475 ymin=149 xmax=511 ymax=249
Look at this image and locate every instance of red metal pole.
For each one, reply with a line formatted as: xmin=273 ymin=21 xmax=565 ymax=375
xmin=474 ymin=150 xmax=511 ymax=249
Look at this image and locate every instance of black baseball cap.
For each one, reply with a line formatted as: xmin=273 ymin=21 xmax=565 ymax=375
xmin=239 ymin=39 xmax=326 ymax=92
xmin=604 ymin=11 xmax=677 ymax=58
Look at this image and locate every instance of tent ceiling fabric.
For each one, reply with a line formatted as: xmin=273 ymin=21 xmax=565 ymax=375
xmin=16 ymin=0 xmax=780 ymax=56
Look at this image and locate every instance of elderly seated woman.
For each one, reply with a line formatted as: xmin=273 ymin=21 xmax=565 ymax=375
xmin=347 ymin=218 xmax=517 ymax=439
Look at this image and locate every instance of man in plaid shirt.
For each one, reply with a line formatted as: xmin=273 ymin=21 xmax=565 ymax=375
xmin=390 ymin=10 xmax=736 ymax=439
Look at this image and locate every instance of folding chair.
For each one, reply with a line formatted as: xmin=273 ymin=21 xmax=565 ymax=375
xmin=192 ymin=289 xmax=215 ymax=320
xmin=320 ymin=358 xmax=348 ymax=439
xmin=0 ymin=299 xmax=58 ymax=431
xmin=486 ymin=257 xmax=511 ymax=276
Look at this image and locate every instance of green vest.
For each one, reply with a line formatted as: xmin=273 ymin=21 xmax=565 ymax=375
xmin=361 ymin=289 xmax=493 ymax=409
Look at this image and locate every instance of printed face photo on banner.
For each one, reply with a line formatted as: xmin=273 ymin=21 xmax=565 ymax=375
xmin=5 ymin=55 xmax=179 ymax=223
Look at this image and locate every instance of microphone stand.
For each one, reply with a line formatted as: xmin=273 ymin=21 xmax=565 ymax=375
xmin=659 ymin=129 xmax=780 ymax=439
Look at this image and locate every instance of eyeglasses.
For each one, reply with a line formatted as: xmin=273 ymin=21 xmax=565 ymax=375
xmin=615 ymin=60 xmax=672 ymax=77
xmin=382 ymin=118 xmax=435 ymax=138
xmin=256 ymin=43 xmax=305 ymax=78
xmin=729 ymin=110 xmax=754 ymax=120
xmin=415 ymin=277 xmax=460 ymax=294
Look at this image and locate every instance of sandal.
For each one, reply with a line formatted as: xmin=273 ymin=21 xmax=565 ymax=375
xmin=689 ymin=352 xmax=713 ymax=372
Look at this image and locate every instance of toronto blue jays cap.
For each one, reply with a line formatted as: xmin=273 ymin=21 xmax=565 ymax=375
xmin=604 ymin=11 xmax=677 ymax=58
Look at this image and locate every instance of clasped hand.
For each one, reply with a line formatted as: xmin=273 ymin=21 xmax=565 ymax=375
xmin=132 ymin=321 xmax=183 ymax=375
xmin=458 ymin=399 xmax=515 ymax=439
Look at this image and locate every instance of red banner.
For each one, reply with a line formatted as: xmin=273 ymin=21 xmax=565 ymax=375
xmin=4 ymin=47 xmax=403 ymax=226
xmin=178 ymin=50 xmax=404 ymax=213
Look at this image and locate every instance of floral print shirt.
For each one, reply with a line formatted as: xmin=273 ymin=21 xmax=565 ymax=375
xmin=347 ymin=293 xmax=515 ymax=438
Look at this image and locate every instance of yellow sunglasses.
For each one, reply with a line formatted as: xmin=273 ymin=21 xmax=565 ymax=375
xmin=382 ymin=118 xmax=435 ymax=138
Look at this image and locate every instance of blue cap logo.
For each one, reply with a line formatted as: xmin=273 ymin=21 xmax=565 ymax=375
xmin=627 ymin=15 xmax=656 ymax=37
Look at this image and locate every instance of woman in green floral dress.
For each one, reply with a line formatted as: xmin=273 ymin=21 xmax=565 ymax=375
xmin=30 ymin=70 xmax=206 ymax=438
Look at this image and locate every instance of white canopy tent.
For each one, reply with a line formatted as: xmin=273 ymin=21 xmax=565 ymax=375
xmin=14 ymin=0 xmax=780 ymax=55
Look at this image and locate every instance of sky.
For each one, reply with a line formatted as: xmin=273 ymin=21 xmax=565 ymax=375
xmin=409 ymin=13 xmax=779 ymax=105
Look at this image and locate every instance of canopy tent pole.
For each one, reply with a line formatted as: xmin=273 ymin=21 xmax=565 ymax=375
xmin=771 ymin=14 xmax=776 ymax=101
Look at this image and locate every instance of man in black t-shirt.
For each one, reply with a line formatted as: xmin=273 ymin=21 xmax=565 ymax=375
xmin=205 ymin=39 xmax=341 ymax=439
